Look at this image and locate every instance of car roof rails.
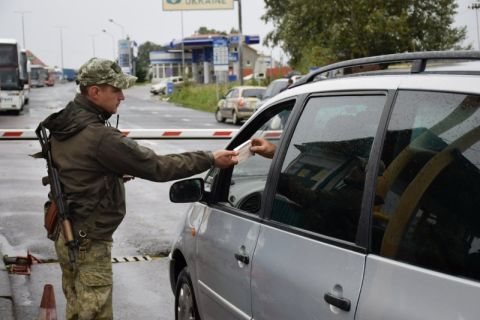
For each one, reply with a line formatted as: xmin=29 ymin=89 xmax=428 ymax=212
xmin=290 ymin=50 xmax=480 ymax=89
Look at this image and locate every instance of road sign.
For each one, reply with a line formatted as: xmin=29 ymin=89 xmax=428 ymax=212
xmin=162 ymin=0 xmax=234 ymax=11
xmin=166 ymin=82 xmax=174 ymax=95
xmin=213 ymin=38 xmax=228 ymax=72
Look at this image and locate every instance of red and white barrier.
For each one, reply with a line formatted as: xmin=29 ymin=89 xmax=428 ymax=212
xmin=0 ymin=129 xmax=240 ymax=140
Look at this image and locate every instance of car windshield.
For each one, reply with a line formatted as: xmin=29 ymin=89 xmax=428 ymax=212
xmin=0 ymin=69 xmax=20 ymax=90
xmin=264 ymin=80 xmax=288 ymax=99
xmin=242 ymin=88 xmax=265 ymax=98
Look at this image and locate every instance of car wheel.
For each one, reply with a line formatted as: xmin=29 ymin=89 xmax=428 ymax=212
xmin=175 ymin=267 xmax=200 ymax=320
xmin=215 ymin=109 xmax=225 ymax=123
xmin=232 ymin=111 xmax=240 ymax=125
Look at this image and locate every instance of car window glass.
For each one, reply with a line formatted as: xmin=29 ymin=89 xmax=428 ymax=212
xmin=220 ymin=107 xmax=293 ymax=214
xmin=372 ymin=90 xmax=480 ymax=282
xmin=231 ymin=89 xmax=239 ymax=98
xmin=243 ymin=89 xmax=265 ymax=98
xmin=264 ymin=80 xmax=287 ymax=98
xmin=271 ymin=95 xmax=385 ymax=242
xmin=225 ymin=90 xmax=234 ymax=98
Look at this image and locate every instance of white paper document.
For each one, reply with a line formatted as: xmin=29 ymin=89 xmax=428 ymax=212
xmin=234 ymin=140 xmax=253 ymax=164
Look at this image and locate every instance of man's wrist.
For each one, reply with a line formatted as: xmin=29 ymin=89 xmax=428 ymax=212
xmin=207 ymin=151 xmax=215 ymax=166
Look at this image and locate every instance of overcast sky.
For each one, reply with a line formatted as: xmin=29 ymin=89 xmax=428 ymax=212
xmin=0 ymin=0 xmax=478 ymax=69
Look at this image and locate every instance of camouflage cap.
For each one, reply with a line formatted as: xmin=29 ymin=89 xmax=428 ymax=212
xmin=76 ymin=58 xmax=137 ymax=89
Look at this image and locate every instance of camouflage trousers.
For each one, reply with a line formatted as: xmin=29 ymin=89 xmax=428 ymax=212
xmin=55 ymin=234 xmax=113 ymax=320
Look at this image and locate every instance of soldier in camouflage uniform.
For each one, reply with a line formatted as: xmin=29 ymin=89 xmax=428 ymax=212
xmin=40 ymin=58 xmax=238 ymax=320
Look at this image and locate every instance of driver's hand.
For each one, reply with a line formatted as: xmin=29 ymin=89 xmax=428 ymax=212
xmin=250 ymin=138 xmax=276 ymax=159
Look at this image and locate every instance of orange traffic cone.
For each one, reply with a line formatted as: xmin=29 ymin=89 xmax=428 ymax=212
xmin=38 ymin=284 xmax=57 ymax=320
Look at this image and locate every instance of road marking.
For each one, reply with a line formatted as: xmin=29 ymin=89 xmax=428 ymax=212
xmin=112 ymin=256 xmax=153 ymax=263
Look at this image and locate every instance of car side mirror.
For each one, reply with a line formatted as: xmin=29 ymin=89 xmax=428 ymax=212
xmin=169 ymin=178 xmax=204 ymax=203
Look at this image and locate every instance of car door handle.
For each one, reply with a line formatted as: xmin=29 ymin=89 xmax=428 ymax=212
xmin=234 ymin=253 xmax=250 ymax=265
xmin=324 ymin=292 xmax=351 ymax=311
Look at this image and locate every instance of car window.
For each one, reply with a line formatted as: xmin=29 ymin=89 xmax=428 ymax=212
xmin=231 ymin=89 xmax=239 ymax=98
xmin=242 ymin=89 xmax=265 ymax=98
xmin=372 ymin=90 xmax=480 ymax=282
xmin=205 ymin=104 xmax=294 ymax=214
xmin=264 ymin=80 xmax=288 ymax=99
xmin=271 ymin=95 xmax=386 ymax=242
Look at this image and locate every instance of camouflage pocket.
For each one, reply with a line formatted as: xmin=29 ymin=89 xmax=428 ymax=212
xmin=79 ymin=271 xmax=112 ymax=287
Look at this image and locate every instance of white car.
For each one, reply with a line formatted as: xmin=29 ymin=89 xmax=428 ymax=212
xmin=150 ymin=76 xmax=184 ymax=95
xmin=169 ymin=51 xmax=480 ymax=320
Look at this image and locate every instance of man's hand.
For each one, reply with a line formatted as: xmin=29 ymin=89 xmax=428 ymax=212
xmin=212 ymin=150 xmax=239 ymax=168
xmin=250 ymin=138 xmax=276 ymax=159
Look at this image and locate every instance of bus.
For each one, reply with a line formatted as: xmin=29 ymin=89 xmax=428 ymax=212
xmin=31 ymin=65 xmax=48 ymax=87
xmin=0 ymin=38 xmax=27 ymax=114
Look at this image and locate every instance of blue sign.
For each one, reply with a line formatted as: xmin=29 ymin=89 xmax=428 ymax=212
xmin=167 ymin=82 xmax=174 ymax=95
xmin=229 ymin=52 xmax=238 ymax=62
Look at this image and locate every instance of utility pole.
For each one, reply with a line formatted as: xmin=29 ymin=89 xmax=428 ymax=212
xmin=469 ymin=3 xmax=480 ymax=50
xmin=181 ymin=11 xmax=185 ymax=78
xmin=236 ymin=0 xmax=243 ymax=85
xmin=14 ymin=11 xmax=31 ymax=48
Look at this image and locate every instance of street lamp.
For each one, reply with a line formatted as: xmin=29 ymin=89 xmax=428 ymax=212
xmin=14 ymin=10 xmax=31 ymax=48
xmin=102 ymin=29 xmax=116 ymax=60
xmin=54 ymin=26 xmax=67 ymax=76
xmin=108 ymin=18 xmax=126 ymax=39
xmin=469 ymin=3 xmax=480 ymax=50
xmin=89 ymin=34 xmax=98 ymax=57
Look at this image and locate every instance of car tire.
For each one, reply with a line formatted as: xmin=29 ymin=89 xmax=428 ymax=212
xmin=215 ymin=109 xmax=225 ymax=123
xmin=175 ymin=267 xmax=201 ymax=320
xmin=232 ymin=111 xmax=240 ymax=125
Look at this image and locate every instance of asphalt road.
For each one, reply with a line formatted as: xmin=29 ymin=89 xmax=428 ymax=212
xmin=0 ymin=82 xmax=237 ymax=319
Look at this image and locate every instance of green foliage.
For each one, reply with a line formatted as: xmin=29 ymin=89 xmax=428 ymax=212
xmin=195 ymin=26 xmax=228 ymax=35
xmin=263 ymin=0 xmax=468 ymax=68
xmin=135 ymin=41 xmax=164 ymax=82
xmin=169 ymin=84 xmax=231 ymax=113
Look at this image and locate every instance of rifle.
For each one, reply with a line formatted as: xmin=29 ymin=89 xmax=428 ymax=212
xmin=36 ymin=124 xmax=77 ymax=265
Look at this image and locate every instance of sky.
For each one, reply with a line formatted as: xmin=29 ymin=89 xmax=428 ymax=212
xmin=0 ymin=0 xmax=478 ymax=69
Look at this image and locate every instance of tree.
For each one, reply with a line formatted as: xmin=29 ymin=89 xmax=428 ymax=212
xmin=195 ymin=26 xmax=228 ymax=35
xmin=262 ymin=0 xmax=468 ymax=71
xmin=135 ymin=41 xmax=164 ymax=82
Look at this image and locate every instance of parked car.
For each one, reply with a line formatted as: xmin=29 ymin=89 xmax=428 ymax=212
xmin=150 ymin=76 xmax=184 ymax=95
xmin=215 ymin=86 xmax=266 ymax=124
xmin=254 ymin=78 xmax=289 ymax=111
xmin=169 ymin=51 xmax=480 ymax=320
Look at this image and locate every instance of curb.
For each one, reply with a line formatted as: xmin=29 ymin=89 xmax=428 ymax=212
xmin=0 ymin=253 xmax=15 ymax=320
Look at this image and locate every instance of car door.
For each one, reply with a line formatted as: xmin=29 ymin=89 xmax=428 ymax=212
xmin=356 ymin=90 xmax=480 ymax=319
xmin=251 ymin=93 xmax=388 ymax=319
xmin=194 ymin=103 xmax=294 ymax=320
xmin=225 ymin=88 xmax=239 ymax=117
xmin=220 ymin=89 xmax=234 ymax=118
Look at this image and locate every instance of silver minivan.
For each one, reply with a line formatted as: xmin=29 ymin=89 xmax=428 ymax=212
xmin=169 ymin=51 xmax=480 ymax=320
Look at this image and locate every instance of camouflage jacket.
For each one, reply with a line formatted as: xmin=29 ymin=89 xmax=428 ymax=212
xmin=41 ymin=94 xmax=213 ymax=241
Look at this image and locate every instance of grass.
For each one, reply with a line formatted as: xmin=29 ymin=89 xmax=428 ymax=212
xmin=169 ymin=83 xmax=230 ymax=113
xmin=168 ymin=78 xmax=270 ymax=113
